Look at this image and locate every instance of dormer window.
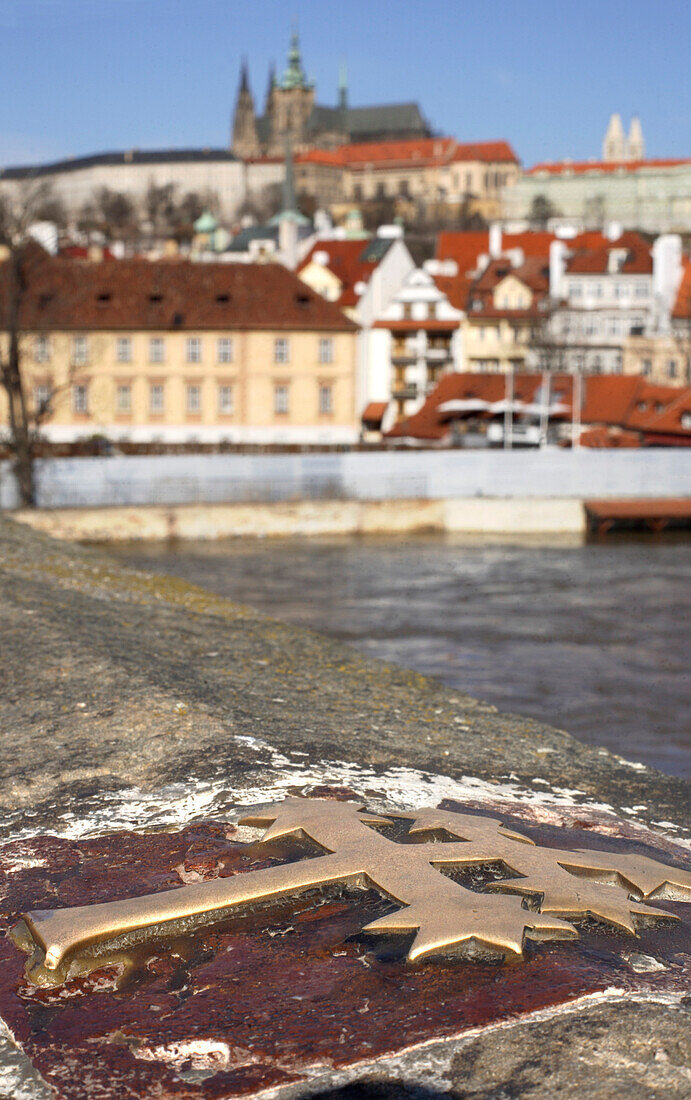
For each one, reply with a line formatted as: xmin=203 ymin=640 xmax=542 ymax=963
xmin=148 ymin=293 xmax=163 ymax=304
xmin=96 ymin=292 xmax=111 ymax=305
xmin=216 ymin=293 xmax=230 ymax=304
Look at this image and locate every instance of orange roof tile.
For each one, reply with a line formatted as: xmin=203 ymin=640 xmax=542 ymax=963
xmin=361 ymin=401 xmax=388 ymax=424
xmin=299 ymin=138 xmax=520 ymax=172
xmin=385 ymin=372 xmax=691 ymax=442
xmin=527 ymin=158 xmax=691 ymax=176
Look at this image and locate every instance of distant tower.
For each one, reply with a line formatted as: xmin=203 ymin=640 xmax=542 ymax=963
xmin=602 ymin=113 xmax=626 ymax=162
xmin=626 ymin=116 xmax=645 ymax=161
xmin=231 ymin=59 xmax=260 ymax=157
xmin=338 ymin=61 xmax=348 ymax=113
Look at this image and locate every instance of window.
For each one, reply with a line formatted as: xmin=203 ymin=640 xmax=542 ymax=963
xmin=72 ymin=336 xmax=88 ymax=365
xmin=429 ymin=302 xmax=438 ymax=320
xmin=218 ymin=384 xmax=234 ymax=414
xmin=186 ymin=383 xmax=201 ymax=413
xmin=570 ymin=282 xmax=582 ymax=300
xmin=642 ymin=358 xmax=652 ymax=376
xmin=149 ymin=338 xmax=165 ymax=363
xmin=217 ymin=337 xmax=233 ymax=363
xmin=34 ymin=384 xmax=51 ymax=412
xmin=318 ymin=337 xmax=333 ymax=364
xmin=402 ymin=303 xmax=412 ymax=320
xmin=593 ymin=282 xmax=603 ymax=299
xmin=149 ymin=383 xmax=165 ymax=414
xmin=667 ymin=359 xmax=678 ymax=379
xmin=34 ymin=335 xmax=51 ymax=363
xmin=274 ymin=337 xmax=289 ymax=363
xmin=318 ymin=383 xmax=333 ymax=415
xmin=116 ymin=384 xmax=132 ymax=414
xmin=353 ymin=184 xmax=362 ymax=201
xmin=635 ymin=283 xmax=649 ymax=299
xmin=72 ymin=383 xmax=88 ymax=414
xmin=274 ymin=383 xmax=289 ymax=415
xmin=116 ymin=336 xmax=132 ymax=363
xmin=186 ymin=337 xmax=202 ymax=363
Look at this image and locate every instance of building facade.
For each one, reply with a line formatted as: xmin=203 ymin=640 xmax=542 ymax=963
xmin=503 ymin=158 xmax=691 ymax=234
xmin=0 ymin=253 xmax=359 ymax=445
xmin=545 ymin=232 xmax=684 ymax=377
xmin=0 ymin=149 xmax=285 ymax=227
xmin=371 ymin=268 xmax=463 ymax=425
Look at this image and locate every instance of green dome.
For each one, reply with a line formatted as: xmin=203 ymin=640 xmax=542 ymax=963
xmin=194 ymin=210 xmax=218 ymax=234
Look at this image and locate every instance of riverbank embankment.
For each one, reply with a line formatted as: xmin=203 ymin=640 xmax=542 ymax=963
xmin=13 ymin=496 xmax=587 ymax=541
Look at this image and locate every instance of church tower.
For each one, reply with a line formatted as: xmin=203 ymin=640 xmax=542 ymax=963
xmin=231 ymin=60 xmax=260 ymax=158
xmin=626 ymin=116 xmax=645 ymax=161
xmin=602 ymin=113 xmax=626 ymax=162
xmin=269 ymin=30 xmax=316 ymax=154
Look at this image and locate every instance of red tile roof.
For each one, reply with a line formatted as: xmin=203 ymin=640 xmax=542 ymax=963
xmin=297 ymin=238 xmax=381 ymax=308
xmin=361 ymin=401 xmax=388 ymax=425
xmin=1 ymin=253 xmax=358 ymax=332
xmin=527 ymin=158 xmax=691 ymax=176
xmin=385 ymin=372 xmax=691 ymax=443
xmin=565 ymin=233 xmax=652 ymax=275
xmin=373 ymin=319 xmax=459 ymax=332
xmin=295 ymin=138 xmax=519 ymax=173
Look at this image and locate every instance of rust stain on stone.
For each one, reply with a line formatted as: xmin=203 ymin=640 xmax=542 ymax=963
xmin=1 ymin=809 xmax=689 ymax=1100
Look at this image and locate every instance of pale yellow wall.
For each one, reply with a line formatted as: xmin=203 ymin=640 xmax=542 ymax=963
xmin=342 ymin=158 xmax=516 ymax=209
xmin=0 ymin=328 xmax=358 ymax=433
xmin=623 ymin=335 xmax=687 ymax=384
xmin=298 ymin=262 xmax=343 ymax=303
xmin=463 ymin=317 xmax=531 ymax=372
xmin=492 ymin=275 xmax=533 ymax=311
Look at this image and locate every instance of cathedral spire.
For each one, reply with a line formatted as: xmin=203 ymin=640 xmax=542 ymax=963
xmin=240 ymin=56 xmax=250 ymax=93
xmin=231 ymin=58 xmax=259 ymax=157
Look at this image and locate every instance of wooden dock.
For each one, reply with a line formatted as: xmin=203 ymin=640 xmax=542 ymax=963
xmin=585 ymin=499 xmax=691 ymax=534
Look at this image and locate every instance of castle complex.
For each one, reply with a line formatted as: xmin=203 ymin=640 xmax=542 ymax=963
xmin=231 ymin=32 xmax=431 ymax=158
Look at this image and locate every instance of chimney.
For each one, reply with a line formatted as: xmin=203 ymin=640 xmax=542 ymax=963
xmin=652 ymin=234 xmax=683 ymax=315
xmin=549 ymin=240 xmax=568 ymax=300
xmin=489 ymin=222 xmax=502 ymax=259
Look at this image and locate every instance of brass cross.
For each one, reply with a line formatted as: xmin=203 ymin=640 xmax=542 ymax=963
xmin=17 ymin=798 xmax=691 ymax=978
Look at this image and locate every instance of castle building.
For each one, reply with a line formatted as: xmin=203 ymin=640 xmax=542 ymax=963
xmin=231 ymin=31 xmax=431 ymax=158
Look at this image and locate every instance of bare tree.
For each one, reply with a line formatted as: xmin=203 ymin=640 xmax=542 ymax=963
xmin=0 ymin=180 xmax=61 ymax=505
xmin=529 ymin=194 xmax=559 ymax=230
xmin=145 ymin=182 xmax=178 ymax=234
xmin=95 ymin=187 xmax=136 ymax=239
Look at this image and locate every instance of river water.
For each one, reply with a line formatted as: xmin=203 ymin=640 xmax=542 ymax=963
xmin=111 ymin=535 xmax=691 ymax=779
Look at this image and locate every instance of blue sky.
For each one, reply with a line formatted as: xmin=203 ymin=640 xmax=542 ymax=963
xmin=1 ymin=0 xmax=689 ymax=168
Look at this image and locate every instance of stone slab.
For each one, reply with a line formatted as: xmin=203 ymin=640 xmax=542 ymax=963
xmin=0 ymin=515 xmax=689 ymax=1097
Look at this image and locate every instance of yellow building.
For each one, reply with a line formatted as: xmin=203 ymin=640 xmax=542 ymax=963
xmin=1 ymin=255 xmax=359 ymax=445
xmin=461 ymin=258 xmax=550 ymax=373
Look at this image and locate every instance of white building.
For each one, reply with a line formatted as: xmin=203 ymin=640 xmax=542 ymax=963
xmin=297 ymin=227 xmax=416 ymax=421
xmin=543 ymin=231 xmax=684 ymax=375
xmin=372 ymin=268 xmax=463 ymax=427
xmin=0 ymin=149 xmax=284 ymax=225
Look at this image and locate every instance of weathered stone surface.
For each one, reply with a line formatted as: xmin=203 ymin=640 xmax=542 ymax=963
xmin=449 ymin=1000 xmax=691 ymax=1099
xmin=0 ymin=515 xmax=689 ymax=1098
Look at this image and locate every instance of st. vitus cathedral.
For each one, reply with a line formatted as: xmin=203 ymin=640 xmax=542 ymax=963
xmin=231 ymin=31 xmax=431 ymax=158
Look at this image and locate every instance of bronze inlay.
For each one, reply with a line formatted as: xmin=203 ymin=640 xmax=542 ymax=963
xmin=18 ymin=798 xmax=691 ymax=975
